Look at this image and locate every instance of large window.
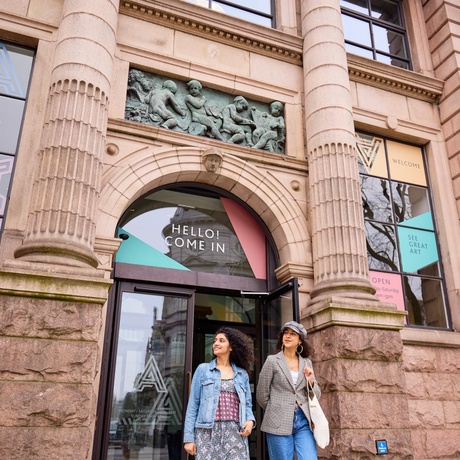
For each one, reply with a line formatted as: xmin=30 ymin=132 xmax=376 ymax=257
xmin=182 ymin=0 xmax=274 ymax=27
xmin=341 ymin=0 xmax=410 ymax=70
xmin=356 ymin=132 xmax=450 ymax=329
xmin=0 ymin=41 xmax=34 ymax=238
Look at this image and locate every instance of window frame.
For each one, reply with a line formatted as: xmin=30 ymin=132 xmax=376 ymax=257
xmin=183 ymin=0 xmax=276 ymax=28
xmin=0 ymin=40 xmax=35 ymax=240
xmin=341 ymin=0 xmax=412 ymax=70
xmin=356 ymin=130 xmax=452 ymax=330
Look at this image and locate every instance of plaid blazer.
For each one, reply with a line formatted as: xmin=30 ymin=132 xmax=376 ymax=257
xmin=256 ymin=351 xmax=321 ymax=435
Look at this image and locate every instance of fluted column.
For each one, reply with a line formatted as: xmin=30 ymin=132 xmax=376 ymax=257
xmin=15 ymin=0 xmax=119 ymax=269
xmin=301 ymin=0 xmax=378 ymax=304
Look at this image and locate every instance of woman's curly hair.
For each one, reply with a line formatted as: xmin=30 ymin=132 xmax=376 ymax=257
xmin=213 ymin=327 xmax=255 ymax=375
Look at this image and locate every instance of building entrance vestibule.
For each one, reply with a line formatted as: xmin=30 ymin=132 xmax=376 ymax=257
xmin=94 ymin=186 xmax=299 ymax=460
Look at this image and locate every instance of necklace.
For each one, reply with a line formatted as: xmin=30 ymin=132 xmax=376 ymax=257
xmin=218 ymin=365 xmax=234 ymax=379
xmin=284 ymin=354 xmax=299 ymax=371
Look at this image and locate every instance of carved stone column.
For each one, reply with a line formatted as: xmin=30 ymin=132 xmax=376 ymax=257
xmin=14 ymin=0 xmax=119 ymax=269
xmin=301 ymin=0 xmax=378 ymax=305
xmin=301 ymin=3 xmax=413 ymax=458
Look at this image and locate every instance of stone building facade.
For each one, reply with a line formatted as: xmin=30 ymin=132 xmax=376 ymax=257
xmin=0 ymin=0 xmax=459 ymax=459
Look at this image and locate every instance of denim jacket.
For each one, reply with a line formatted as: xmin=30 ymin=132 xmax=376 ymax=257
xmin=183 ymin=359 xmax=255 ymax=443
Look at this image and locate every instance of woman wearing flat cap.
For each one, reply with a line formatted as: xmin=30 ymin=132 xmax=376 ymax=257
xmin=256 ymin=321 xmax=320 ymax=459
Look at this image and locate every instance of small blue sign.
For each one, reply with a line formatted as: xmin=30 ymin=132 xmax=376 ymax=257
xmin=376 ymin=440 xmax=388 ymax=455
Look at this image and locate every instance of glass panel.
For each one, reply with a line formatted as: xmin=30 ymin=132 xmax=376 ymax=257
xmin=262 ymin=290 xmax=294 ymax=358
xmin=107 ymin=292 xmax=188 ymax=460
xmin=0 ymin=96 xmax=24 ymax=154
xmin=342 ymin=15 xmax=372 ymax=46
xmin=391 ymin=182 xmax=433 ymax=230
xmin=356 ymin=133 xmax=387 ymax=177
xmin=370 ymin=0 xmax=402 ymax=25
xmin=345 ymin=43 xmax=374 ymax=59
xmin=217 ymin=0 xmax=272 ymax=14
xmin=0 ymin=154 xmax=14 ymax=214
xmin=214 ymin=2 xmax=272 ymax=26
xmin=361 ymin=176 xmax=393 ymax=223
xmin=365 ymin=221 xmax=400 ymax=271
xmin=195 ymin=293 xmax=256 ymax=324
xmin=376 ymin=53 xmax=410 ymax=69
xmin=340 ymin=0 xmax=369 ymax=14
xmin=386 ymin=140 xmax=426 ymax=186
xmin=117 ymin=189 xmax=267 ymax=279
xmin=404 ymin=276 xmax=447 ymax=328
xmin=0 ymin=43 xmax=34 ymax=98
xmin=369 ymin=270 xmax=405 ymax=313
xmin=397 ymin=226 xmax=438 ymax=274
xmin=373 ymin=25 xmax=407 ymax=59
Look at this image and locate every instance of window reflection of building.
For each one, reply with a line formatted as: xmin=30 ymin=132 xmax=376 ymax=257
xmin=111 ymin=294 xmax=187 ymax=460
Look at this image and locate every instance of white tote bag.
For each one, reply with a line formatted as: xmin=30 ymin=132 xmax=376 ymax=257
xmin=307 ymin=385 xmax=330 ymax=449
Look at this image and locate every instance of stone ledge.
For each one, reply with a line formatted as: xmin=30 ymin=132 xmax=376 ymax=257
xmin=0 ymin=266 xmax=112 ymax=304
xmin=120 ymin=0 xmax=303 ymax=64
xmin=401 ymin=327 xmax=460 ymax=348
xmin=305 ymin=297 xmax=407 ymax=332
xmin=348 ymin=53 xmax=444 ymax=103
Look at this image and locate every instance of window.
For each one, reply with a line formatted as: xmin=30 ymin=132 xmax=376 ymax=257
xmin=341 ymin=0 xmax=410 ymax=70
xmin=182 ymin=0 xmax=274 ymax=27
xmin=116 ymin=187 xmax=269 ymax=279
xmin=356 ymin=132 xmax=450 ymax=329
xmin=0 ymin=41 xmax=34 ymax=237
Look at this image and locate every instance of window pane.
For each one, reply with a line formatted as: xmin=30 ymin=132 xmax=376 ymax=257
xmin=376 ymin=53 xmax=409 ymax=69
xmin=117 ymin=189 xmax=267 ymax=278
xmin=365 ymin=221 xmax=400 ymax=271
xmin=0 ymin=96 xmax=25 ymax=154
xmin=0 ymin=43 xmax=33 ymax=98
xmin=361 ymin=176 xmax=393 ymax=223
xmin=218 ymin=0 xmax=272 ymax=14
xmin=342 ymin=14 xmax=372 ymax=46
xmin=370 ymin=0 xmax=402 ymax=25
xmin=345 ymin=43 xmax=374 ymax=59
xmin=373 ymin=24 xmax=407 ymax=58
xmin=214 ymin=2 xmax=272 ymax=26
xmin=0 ymin=154 xmax=14 ymax=214
xmin=340 ymin=0 xmax=369 ymax=15
xmin=391 ymin=183 xmax=433 ymax=230
xmin=404 ymin=276 xmax=447 ymax=328
xmin=107 ymin=292 xmax=188 ymax=459
xmin=356 ymin=133 xmax=388 ymax=177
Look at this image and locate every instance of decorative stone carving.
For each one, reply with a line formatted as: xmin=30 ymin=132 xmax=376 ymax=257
xmin=202 ymin=148 xmax=223 ymax=172
xmin=125 ymin=69 xmax=286 ymax=154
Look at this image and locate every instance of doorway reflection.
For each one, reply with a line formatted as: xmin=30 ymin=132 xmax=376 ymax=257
xmin=107 ymin=292 xmax=188 ymax=460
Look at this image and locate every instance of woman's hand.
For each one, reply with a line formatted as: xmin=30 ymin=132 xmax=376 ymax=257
xmin=239 ymin=420 xmax=254 ymax=437
xmin=184 ymin=442 xmax=197 ymax=456
xmin=304 ymin=365 xmax=315 ymax=385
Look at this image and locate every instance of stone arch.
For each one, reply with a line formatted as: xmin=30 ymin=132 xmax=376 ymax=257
xmin=98 ymin=145 xmax=312 ymax=269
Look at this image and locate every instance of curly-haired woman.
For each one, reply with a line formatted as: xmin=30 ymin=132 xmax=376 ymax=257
xmin=183 ymin=327 xmax=256 ymax=460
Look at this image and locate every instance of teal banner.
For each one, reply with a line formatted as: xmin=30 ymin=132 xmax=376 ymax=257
xmin=398 ymin=226 xmax=438 ymax=273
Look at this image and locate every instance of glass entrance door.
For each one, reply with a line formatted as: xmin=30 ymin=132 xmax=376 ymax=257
xmin=106 ymin=286 xmax=193 ymax=460
xmin=98 ymin=279 xmax=298 ymax=460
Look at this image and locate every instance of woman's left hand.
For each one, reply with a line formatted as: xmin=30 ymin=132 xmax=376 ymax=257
xmin=304 ymin=365 xmax=315 ymax=385
xmin=239 ymin=421 xmax=254 ymax=437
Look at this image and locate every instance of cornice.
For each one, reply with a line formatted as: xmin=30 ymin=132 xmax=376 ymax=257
xmin=119 ymin=0 xmax=303 ymax=64
xmin=348 ymin=54 xmax=444 ymax=103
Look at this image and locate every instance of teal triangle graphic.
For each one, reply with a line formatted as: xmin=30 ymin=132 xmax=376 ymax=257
xmin=398 ymin=211 xmax=433 ymax=231
xmin=116 ymin=229 xmax=189 ymax=271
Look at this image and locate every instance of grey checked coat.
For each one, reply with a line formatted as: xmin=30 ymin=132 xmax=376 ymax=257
xmin=256 ymin=351 xmax=321 ymax=435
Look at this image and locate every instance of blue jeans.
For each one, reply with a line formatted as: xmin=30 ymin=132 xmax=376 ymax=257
xmin=266 ymin=407 xmax=317 ymax=460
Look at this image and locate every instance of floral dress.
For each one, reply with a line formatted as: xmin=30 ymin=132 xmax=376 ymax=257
xmin=195 ymin=378 xmax=249 ymax=460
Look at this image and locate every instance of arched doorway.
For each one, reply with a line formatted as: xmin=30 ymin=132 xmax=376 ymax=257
xmin=94 ymin=184 xmax=299 ymax=460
